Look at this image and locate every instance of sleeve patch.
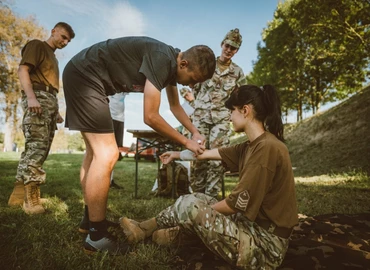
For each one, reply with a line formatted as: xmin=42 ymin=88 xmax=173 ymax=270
xmin=235 ymin=190 xmax=250 ymax=211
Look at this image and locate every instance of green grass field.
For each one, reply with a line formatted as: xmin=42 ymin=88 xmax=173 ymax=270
xmin=1 ymin=152 xmax=369 ymax=269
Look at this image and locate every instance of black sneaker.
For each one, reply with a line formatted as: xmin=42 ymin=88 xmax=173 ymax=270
xmin=110 ymin=180 xmax=124 ymax=190
xmin=84 ymin=233 xmax=130 ymax=256
xmin=79 ymin=219 xmax=120 ymax=234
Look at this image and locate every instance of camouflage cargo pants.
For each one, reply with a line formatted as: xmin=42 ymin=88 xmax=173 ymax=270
xmin=16 ymin=90 xmax=58 ymax=185
xmin=156 ymin=193 xmax=289 ymax=269
xmin=191 ymin=113 xmax=230 ymax=198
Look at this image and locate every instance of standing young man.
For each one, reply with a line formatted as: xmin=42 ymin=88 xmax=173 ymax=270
xmin=8 ymin=22 xmax=75 ymax=215
xmin=192 ymin=28 xmax=246 ymax=198
xmin=62 ymin=36 xmax=216 ymax=254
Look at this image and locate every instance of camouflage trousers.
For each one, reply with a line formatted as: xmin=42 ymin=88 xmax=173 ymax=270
xmin=156 ymin=193 xmax=289 ymax=269
xmin=16 ymin=90 xmax=58 ymax=185
xmin=191 ymin=113 xmax=230 ymax=198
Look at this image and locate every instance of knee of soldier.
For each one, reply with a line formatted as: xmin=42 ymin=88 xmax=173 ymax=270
xmin=175 ymin=193 xmax=197 ymax=208
xmin=176 ymin=193 xmax=210 ymax=220
xmin=96 ymin=144 xmax=119 ymax=168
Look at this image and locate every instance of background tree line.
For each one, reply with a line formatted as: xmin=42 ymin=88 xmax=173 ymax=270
xmin=247 ymin=0 xmax=370 ymax=121
xmin=1 ymin=0 xmax=369 ymax=151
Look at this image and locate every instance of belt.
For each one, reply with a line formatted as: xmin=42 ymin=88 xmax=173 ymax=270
xmin=32 ymin=84 xmax=58 ymax=96
xmin=255 ymin=218 xmax=293 ymax=239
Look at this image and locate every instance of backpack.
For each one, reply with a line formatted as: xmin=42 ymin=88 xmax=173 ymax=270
xmin=155 ymin=162 xmax=190 ymax=198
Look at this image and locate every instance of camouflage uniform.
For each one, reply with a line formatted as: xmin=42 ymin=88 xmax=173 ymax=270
xmin=16 ymin=90 xmax=59 ymax=184
xmin=14 ymin=39 xmax=62 ymax=185
xmin=191 ymin=28 xmax=245 ymax=198
xmin=156 ymin=193 xmax=289 ymax=269
xmin=192 ymin=58 xmax=246 ymax=197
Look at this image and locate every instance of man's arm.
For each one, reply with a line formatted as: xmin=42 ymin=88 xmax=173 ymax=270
xmin=165 ymin=84 xmax=204 ymax=143
xmin=143 ymin=79 xmax=205 ymax=154
xmin=18 ymin=65 xmax=42 ymax=115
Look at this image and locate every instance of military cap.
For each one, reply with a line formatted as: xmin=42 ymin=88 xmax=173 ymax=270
xmin=222 ymin=28 xmax=242 ymax=48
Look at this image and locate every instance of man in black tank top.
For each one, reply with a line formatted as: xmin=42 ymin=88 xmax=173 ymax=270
xmin=62 ymin=36 xmax=216 ymax=255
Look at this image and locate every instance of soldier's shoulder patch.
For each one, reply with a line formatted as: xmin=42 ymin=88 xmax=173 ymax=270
xmin=235 ymin=190 xmax=250 ymax=211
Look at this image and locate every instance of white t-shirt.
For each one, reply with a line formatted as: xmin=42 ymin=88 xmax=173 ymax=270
xmin=108 ymin=92 xmax=127 ymax=122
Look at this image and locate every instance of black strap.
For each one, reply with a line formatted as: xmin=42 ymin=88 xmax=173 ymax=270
xmin=32 ymin=84 xmax=58 ymax=95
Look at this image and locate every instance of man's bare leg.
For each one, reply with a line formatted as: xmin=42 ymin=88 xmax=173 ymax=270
xmin=81 ymin=132 xmax=118 ymax=222
xmin=79 ymin=132 xmax=125 ymax=254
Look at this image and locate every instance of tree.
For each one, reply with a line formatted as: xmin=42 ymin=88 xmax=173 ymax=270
xmin=0 ymin=3 xmax=46 ymax=151
xmin=249 ymin=0 xmax=370 ymax=121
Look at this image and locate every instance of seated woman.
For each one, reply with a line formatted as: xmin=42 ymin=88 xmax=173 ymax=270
xmin=120 ymin=84 xmax=298 ymax=269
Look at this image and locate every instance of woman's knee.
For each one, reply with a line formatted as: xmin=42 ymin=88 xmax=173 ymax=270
xmin=176 ymin=193 xmax=211 ymax=221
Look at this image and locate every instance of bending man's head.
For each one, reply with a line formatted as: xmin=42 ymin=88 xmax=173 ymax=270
xmin=176 ymin=45 xmax=216 ymax=88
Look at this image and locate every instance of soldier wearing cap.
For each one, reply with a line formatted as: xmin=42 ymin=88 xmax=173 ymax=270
xmin=177 ymin=87 xmax=195 ymax=138
xmin=179 ymin=87 xmax=195 ymax=109
xmin=191 ymin=28 xmax=246 ymax=198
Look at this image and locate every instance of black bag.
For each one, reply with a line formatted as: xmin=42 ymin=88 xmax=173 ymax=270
xmin=155 ymin=162 xmax=190 ymax=198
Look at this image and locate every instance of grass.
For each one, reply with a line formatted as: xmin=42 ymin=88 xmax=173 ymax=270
xmin=1 ymin=152 xmax=369 ymax=269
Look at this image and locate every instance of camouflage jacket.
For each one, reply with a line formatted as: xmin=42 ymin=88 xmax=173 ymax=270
xmin=192 ymin=57 xmax=246 ymax=121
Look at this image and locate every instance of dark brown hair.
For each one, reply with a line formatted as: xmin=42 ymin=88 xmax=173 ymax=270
xmin=181 ymin=45 xmax=216 ymax=80
xmin=225 ymin=84 xmax=285 ymax=142
xmin=54 ymin=22 xmax=75 ymax=39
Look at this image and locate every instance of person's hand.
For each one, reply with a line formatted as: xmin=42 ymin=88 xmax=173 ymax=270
xmin=56 ymin=113 xmax=64 ymax=123
xmin=160 ymin=151 xmax=176 ymax=164
xmin=185 ymin=139 xmax=205 ymax=155
xmin=27 ymin=97 xmax=42 ymax=115
xmin=192 ymin=133 xmax=205 ymax=146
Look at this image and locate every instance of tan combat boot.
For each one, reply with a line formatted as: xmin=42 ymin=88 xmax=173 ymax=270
xmin=37 ymin=187 xmax=49 ymax=204
xmin=8 ymin=181 xmax=25 ymax=206
xmin=119 ymin=217 xmax=157 ymax=244
xmin=23 ymin=182 xmax=45 ymax=215
xmin=152 ymin=226 xmax=181 ymax=246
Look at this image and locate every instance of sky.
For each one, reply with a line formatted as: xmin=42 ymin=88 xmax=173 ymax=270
xmin=9 ymin=0 xmax=282 ymax=146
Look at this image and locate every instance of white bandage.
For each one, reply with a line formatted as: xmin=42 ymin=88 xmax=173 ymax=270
xmin=180 ymin=150 xmax=196 ymax=161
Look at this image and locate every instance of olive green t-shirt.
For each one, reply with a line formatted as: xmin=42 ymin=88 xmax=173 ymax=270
xmin=20 ymin=40 xmax=59 ymax=90
xmin=219 ymin=132 xmax=298 ymax=228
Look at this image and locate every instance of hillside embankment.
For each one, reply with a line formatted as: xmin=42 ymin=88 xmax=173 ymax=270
xmin=285 ymin=85 xmax=370 ymax=176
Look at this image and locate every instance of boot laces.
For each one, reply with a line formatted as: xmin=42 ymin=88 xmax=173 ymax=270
xmin=29 ymin=185 xmax=39 ymax=206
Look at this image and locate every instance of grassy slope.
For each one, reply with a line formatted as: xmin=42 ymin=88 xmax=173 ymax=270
xmin=285 ymin=85 xmax=370 ymax=176
xmin=232 ymin=85 xmax=370 ymax=176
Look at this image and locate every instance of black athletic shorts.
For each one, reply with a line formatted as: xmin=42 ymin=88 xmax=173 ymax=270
xmin=63 ymin=61 xmax=114 ymax=133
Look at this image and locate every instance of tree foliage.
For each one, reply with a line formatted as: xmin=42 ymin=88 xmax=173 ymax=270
xmin=248 ymin=0 xmax=370 ymax=121
xmin=0 ymin=2 xmax=47 ymax=151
